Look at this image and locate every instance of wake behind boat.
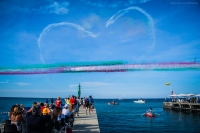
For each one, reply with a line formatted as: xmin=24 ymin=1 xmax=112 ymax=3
xmin=133 ymin=99 xmax=146 ymax=103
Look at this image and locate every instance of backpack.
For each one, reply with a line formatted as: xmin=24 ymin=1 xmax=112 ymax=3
xmin=66 ymin=127 xmax=72 ymax=133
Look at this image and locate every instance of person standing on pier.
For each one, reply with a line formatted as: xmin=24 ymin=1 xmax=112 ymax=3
xmin=88 ymin=95 xmax=94 ymax=112
xmin=51 ymin=98 xmax=54 ymax=104
xmin=10 ymin=106 xmax=26 ymax=131
xmin=26 ymin=105 xmax=51 ymax=133
xmin=45 ymin=98 xmax=49 ymax=104
xmin=67 ymin=97 xmax=70 ymax=105
xmin=70 ymin=95 xmax=76 ymax=109
xmin=85 ymin=98 xmax=90 ymax=115
xmin=75 ymin=96 xmax=80 ymax=116
xmin=64 ymin=97 xmax=68 ymax=104
xmin=55 ymin=96 xmax=62 ymax=108
xmin=80 ymin=98 xmax=84 ymax=109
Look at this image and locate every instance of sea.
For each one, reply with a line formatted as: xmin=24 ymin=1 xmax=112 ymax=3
xmin=0 ymin=97 xmax=200 ymax=133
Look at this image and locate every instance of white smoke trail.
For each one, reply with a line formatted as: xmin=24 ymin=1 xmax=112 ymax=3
xmin=106 ymin=6 xmax=155 ymax=53
xmin=37 ymin=22 xmax=98 ymax=63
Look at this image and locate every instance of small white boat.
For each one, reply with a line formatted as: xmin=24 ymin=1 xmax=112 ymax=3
xmin=133 ymin=99 xmax=146 ymax=103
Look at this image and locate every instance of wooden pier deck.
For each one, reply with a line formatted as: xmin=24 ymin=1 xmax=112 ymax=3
xmin=73 ymin=108 xmax=100 ymax=133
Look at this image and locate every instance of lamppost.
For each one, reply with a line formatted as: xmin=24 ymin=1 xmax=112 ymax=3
xmin=78 ymin=83 xmax=81 ymax=98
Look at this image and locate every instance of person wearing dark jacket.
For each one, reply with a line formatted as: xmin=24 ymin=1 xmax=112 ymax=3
xmin=84 ymin=98 xmax=90 ymax=115
xmin=26 ymin=104 xmax=51 ymax=133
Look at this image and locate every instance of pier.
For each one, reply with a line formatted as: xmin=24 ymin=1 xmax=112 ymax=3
xmin=73 ymin=108 xmax=100 ymax=133
xmin=163 ymin=102 xmax=200 ymax=112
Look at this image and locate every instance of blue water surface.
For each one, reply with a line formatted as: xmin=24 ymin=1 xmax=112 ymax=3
xmin=0 ymin=98 xmax=200 ymax=132
xmin=95 ymin=99 xmax=200 ymax=133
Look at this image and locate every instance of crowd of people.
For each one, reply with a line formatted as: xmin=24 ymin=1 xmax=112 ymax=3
xmin=7 ymin=95 xmax=94 ymax=133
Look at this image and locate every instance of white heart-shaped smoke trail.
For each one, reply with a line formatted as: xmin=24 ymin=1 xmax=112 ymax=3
xmin=37 ymin=22 xmax=98 ymax=63
xmin=106 ymin=6 xmax=155 ymax=53
xmin=37 ymin=6 xmax=155 ymax=64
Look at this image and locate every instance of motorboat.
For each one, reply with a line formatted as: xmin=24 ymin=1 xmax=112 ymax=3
xmin=108 ymin=101 xmax=119 ymax=105
xmin=133 ymin=99 xmax=146 ymax=103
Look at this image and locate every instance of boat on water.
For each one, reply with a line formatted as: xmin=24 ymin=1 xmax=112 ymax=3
xmin=133 ymin=99 xmax=146 ymax=103
xmin=143 ymin=112 xmax=156 ymax=117
xmin=119 ymin=98 xmax=123 ymax=100
xmin=108 ymin=101 xmax=119 ymax=105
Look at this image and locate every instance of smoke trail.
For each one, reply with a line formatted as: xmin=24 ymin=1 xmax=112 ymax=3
xmin=37 ymin=22 xmax=98 ymax=63
xmin=1 ymin=62 xmax=200 ymax=75
xmin=106 ymin=6 xmax=155 ymax=53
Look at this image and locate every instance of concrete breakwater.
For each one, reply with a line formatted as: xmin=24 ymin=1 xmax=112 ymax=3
xmin=163 ymin=102 xmax=200 ymax=111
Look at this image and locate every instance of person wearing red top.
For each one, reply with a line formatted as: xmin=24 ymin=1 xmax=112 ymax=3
xmin=55 ymin=96 xmax=62 ymax=108
xmin=70 ymin=95 xmax=76 ymax=108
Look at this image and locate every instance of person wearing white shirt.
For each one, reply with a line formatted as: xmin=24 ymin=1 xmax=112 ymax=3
xmin=62 ymin=104 xmax=71 ymax=117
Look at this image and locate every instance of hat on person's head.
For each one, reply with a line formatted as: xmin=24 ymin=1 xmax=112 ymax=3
xmin=58 ymin=96 xmax=60 ymax=99
xmin=64 ymin=104 xmax=68 ymax=108
xmin=32 ymin=105 xmax=41 ymax=115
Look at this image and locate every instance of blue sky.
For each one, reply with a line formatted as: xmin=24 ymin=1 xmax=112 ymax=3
xmin=0 ymin=0 xmax=200 ymax=98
